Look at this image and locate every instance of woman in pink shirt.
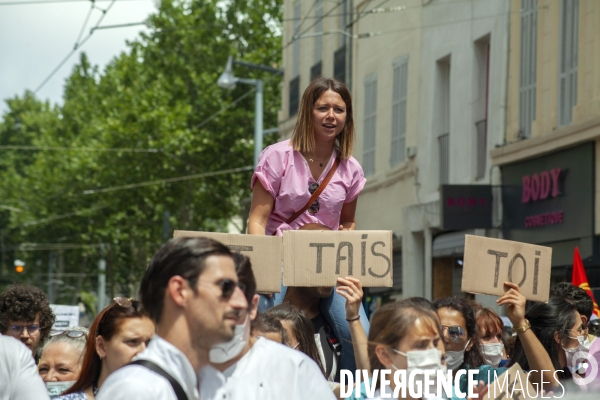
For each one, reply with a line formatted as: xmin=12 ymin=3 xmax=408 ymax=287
xmin=248 ymin=77 xmax=366 ymax=236
xmin=249 ymin=77 xmax=369 ymax=375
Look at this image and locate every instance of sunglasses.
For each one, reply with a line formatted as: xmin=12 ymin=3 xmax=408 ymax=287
xmin=9 ymin=324 xmax=40 ymax=336
xmin=49 ymin=329 xmax=87 ymax=339
xmin=308 ymin=182 xmax=320 ymax=214
xmin=199 ymin=279 xmax=246 ymax=299
xmin=442 ymin=325 xmax=466 ymax=343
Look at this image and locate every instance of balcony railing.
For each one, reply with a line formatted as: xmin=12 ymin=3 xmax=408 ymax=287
xmin=475 ymin=119 xmax=487 ymax=180
xmin=438 ymin=133 xmax=449 ymax=185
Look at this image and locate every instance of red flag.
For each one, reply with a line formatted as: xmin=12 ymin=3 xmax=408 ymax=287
xmin=572 ymin=247 xmax=599 ymax=317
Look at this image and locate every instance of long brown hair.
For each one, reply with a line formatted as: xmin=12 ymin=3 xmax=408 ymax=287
xmin=63 ymin=300 xmax=150 ymax=394
xmin=291 ymin=77 xmax=354 ymax=160
xmin=266 ymin=303 xmax=326 ymax=376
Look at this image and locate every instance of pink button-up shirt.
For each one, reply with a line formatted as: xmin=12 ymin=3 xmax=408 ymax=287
xmin=251 ymin=140 xmax=366 ymax=236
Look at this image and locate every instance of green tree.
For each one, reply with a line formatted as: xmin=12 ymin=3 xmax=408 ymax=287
xmin=0 ymin=0 xmax=282 ymax=304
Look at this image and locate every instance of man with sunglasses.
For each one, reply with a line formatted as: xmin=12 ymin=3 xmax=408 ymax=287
xmin=0 ymin=283 xmax=55 ymax=358
xmin=198 ymin=253 xmax=335 ymax=400
xmin=97 ymin=237 xmax=248 ymax=400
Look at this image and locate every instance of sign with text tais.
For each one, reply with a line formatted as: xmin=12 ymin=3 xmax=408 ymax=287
xmin=461 ymin=235 xmax=551 ymax=302
xmin=283 ymin=230 xmax=393 ymax=287
xmin=173 ymin=231 xmax=282 ymax=293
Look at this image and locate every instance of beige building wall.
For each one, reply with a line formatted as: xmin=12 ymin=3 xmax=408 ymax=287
xmin=279 ymin=0 xmax=349 ymax=140
xmin=493 ymin=0 xmax=600 ymax=233
xmin=352 ymin=0 xmax=422 ymax=237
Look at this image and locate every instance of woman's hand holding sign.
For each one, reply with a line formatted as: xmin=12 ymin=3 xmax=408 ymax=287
xmin=497 ymin=281 xmax=560 ymax=389
xmin=336 ymin=277 xmax=369 ymax=371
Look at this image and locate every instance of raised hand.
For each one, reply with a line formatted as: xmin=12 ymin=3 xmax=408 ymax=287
xmin=496 ymin=281 xmax=527 ymax=327
xmin=336 ymin=277 xmax=363 ymax=321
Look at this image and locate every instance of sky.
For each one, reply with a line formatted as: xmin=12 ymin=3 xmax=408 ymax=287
xmin=0 ymin=0 xmax=159 ymax=115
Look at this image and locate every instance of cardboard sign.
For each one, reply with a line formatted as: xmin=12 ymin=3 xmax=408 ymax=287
xmin=50 ymin=305 xmax=79 ymax=329
xmin=462 ymin=235 xmax=551 ymax=302
xmin=173 ymin=231 xmax=282 ymax=293
xmin=484 ymin=363 xmax=538 ymax=399
xmin=283 ymin=230 xmax=393 ymax=287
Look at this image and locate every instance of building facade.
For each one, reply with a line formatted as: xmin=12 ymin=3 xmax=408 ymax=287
xmin=491 ymin=0 xmax=600 ymax=297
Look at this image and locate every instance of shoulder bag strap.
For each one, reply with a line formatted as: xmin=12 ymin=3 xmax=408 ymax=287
xmin=128 ymin=359 xmax=189 ymax=400
xmin=284 ymin=157 xmax=341 ymax=226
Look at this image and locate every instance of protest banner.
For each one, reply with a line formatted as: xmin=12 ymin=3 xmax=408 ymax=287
xmin=283 ymin=230 xmax=393 ymax=287
xmin=483 ymin=363 xmax=539 ymax=399
xmin=462 ymin=235 xmax=551 ymax=302
xmin=173 ymin=230 xmax=282 ymax=293
xmin=50 ymin=304 xmax=79 ymax=329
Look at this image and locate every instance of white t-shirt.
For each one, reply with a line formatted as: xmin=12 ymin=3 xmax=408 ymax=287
xmin=0 ymin=335 xmax=49 ymax=400
xmin=198 ymin=337 xmax=336 ymax=400
xmin=97 ymin=335 xmax=199 ymax=400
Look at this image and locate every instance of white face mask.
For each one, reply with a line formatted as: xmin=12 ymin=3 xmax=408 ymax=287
xmin=481 ymin=343 xmax=504 ymax=368
xmin=446 ymin=338 xmax=470 ymax=371
xmin=46 ymin=381 xmax=75 ymax=396
xmin=562 ymin=335 xmax=589 ymax=373
xmin=391 ymin=347 xmax=447 ymax=397
xmin=209 ymin=314 xmax=250 ymax=363
xmin=582 ymin=336 xmax=592 ymax=351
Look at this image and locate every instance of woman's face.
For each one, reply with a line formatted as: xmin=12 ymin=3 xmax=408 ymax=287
xmin=480 ymin=326 xmax=503 ymax=345
xmin=437 ymin=307 xmax=472 ymax=353
xmin=383 ymin=318 xmax=445 ymax=370
xmin=561 ymin=311 xmax=585 ymax=350
xmin=97 ymin=317 xmax=154 ymax=376
xmin=311 ymin=89 xmax=346 ymax=144
xmin=38 ymin=342 xmax=82 ymax=382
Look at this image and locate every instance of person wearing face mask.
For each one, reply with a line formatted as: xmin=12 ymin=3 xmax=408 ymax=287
xmin=57 ymin=299 xmax=154 ymax=399
xmin=342 ymin=299 xmax=447 ymax=400
xmin=38 ymin=327 xmax=89 ymax=396
xmin=198 ymin=253 xmax=335 ymax=400
xmin=509 ymin=294 xmax=587 ymax=387
xmin=550 ymin=282 xmax=596 ymax=350
xmin=434 ymin=283 xmax=557 ymax=395
xmin=475 ymin=307 xmax=508 ymax=368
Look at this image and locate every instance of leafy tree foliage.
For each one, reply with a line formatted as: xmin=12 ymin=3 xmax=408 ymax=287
xmin=0 ymin=0 xmax=282 ymax=306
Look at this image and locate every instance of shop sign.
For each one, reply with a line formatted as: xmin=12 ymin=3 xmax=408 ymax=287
xmin=501 ymin=143 xmax=593 ymax=244
xmin=441 ymin=185 xmax=493 ymax=230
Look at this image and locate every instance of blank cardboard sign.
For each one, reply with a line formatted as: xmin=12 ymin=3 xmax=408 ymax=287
xmin=283 ymin=230 xmax=393 ymax=287
xmin=173 ymin=231 xmax=282 ymax=293
xmin=483 ymin=363 xmax=538 ymax=399
xmin=462 ymin=235 xmax=551 ymax=302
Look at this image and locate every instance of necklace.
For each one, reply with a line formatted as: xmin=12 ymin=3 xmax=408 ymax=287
xmin=306 ymin=151 xmax=333 ymax=167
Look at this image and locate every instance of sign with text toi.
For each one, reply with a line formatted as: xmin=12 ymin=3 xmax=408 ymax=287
xmin=283 ymin=230 xmax=393 ymax=287
xmin=483 ymin=363 xmax=537 ymax=399
xmin=462 ymin=235 xmax=551 ymax=302
xmin=173 ymin=231 xmax=282 ymax=293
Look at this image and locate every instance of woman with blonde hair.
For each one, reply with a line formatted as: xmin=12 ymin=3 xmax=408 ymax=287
xmin=250 ymin=77 xmax=368 ymax=374
xmin=248 ymin=76 xmax=365 ymax=235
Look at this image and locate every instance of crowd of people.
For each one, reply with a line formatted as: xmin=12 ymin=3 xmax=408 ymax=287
xmin=2 ymin=77 xmax=600 ymax=400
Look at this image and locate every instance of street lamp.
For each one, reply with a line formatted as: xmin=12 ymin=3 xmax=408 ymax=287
xmin=217 ymin=56 xmax=283 ymax=166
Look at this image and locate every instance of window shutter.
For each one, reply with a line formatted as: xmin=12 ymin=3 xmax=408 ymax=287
xmin=558 ymin=0 xmax=579 ymax=126
xmin=363 ymin=74 xmax=378 ymax=176
xmin=391 ymin=56 xmax=408 ymax=167
xmin=293 ymin=1 xmax=301 ymax=77
xmin=519 ymin=0 xmax=537 ymax=138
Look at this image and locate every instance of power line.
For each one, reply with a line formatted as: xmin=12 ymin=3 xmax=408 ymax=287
xmin=83 ymin=165 xmax=254 ymax=194
xmin=21 ymin=205 xmax=109 ymax=227
xmin=0 ymin=145 xmax=161 ymax=152
xmin=34 ymin=0 xmax=118 ymax=93
xmin=0 ymin=0 xmax=147 ymax=5
xmin=74 ymin=0 xmax=95 ymax=47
